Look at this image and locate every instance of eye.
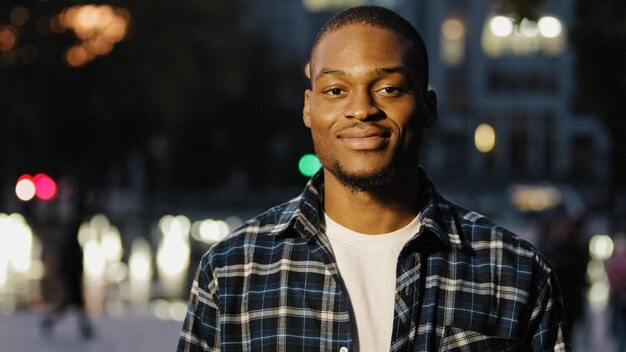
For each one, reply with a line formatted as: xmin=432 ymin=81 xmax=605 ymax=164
xmin=324 ymin=88 xmax=344 ymax=96
xmin=377 ymin=86 xmax=403 ymax=96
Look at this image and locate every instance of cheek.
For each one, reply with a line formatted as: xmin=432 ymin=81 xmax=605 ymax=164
xmin=308 ymin=104 xmax=336 ymax=143
xmin=402 ymin=121 xmax=425 ymax=153
xmin=310 ymin=122 xmax=330 ymax=152
xmin=394 ymin=113 xmax=424 ymax=152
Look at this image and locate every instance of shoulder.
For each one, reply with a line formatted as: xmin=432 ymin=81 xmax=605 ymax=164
xmin=195 ymin=174 xmax=325 ymax=278
xmin=448 ymin=201 xmax=553 ymax=279
xmin=198 ymin=196 xmax=305 ymax=271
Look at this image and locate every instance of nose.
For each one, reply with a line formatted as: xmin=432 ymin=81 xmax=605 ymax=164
xmin=344 ymin=89 xmax=381 ymax=120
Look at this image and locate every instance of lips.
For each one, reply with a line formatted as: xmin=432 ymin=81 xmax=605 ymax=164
xmin=337 ymin=127 xmax=391 ymax=150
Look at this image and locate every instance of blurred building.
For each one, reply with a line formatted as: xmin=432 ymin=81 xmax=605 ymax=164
xmin=243 ymin=0 xmax=608 ymax=214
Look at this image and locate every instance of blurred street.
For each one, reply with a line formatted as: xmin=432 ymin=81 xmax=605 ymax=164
xmin=0 ymin=312 xmax=182 ymax=352
xmin=0 ymin=307 xmax=618 ymax=351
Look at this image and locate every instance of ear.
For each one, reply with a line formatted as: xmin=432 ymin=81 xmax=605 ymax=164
xmin=423 ymin=90 xmax=437 ymax=128
xmin=303 ymin=89 xmax=312 ymax=128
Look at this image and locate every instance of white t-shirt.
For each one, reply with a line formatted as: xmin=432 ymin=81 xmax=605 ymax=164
xmin=324 ymin=213 xmax=421 ymax=352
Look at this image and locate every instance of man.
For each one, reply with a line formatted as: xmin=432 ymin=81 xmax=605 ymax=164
xmin=178 ymin=6 xmax=569 ymax=351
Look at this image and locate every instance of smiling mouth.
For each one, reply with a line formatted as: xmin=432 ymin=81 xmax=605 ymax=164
xmin=337 ymin=127 xmax=391 ymax=150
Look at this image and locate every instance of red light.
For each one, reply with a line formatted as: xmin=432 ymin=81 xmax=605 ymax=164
xmin=33 ymin=173 xmax=57 ymax=201
xmin=17 ymin=174 xmax=33 ymax=182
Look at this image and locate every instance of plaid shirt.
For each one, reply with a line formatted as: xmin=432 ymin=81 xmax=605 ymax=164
xmin=178 ymin=169 xmax=569 ymax=351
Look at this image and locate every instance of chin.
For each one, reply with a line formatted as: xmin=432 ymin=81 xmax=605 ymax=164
xmin=329 ymin=160 xmax=398 ymax=193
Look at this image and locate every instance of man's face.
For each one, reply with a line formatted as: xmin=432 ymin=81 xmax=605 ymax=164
xmin=303 ymin=24 xmax=436 ymax=191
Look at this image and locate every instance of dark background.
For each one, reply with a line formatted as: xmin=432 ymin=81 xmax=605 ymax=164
xmin=1 ymin=0 xmax=625 ymax=215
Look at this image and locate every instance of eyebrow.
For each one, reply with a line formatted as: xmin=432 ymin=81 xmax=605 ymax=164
xmin=315 ymin=66 xmax=413 ymax=82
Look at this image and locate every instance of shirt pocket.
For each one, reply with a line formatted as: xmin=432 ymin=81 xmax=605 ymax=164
xmin=439 ymin=326 xmax=519 ymax=352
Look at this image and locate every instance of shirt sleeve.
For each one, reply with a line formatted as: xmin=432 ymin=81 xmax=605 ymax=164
xmin=525 ymin=269 xmax=571 ymax=352
xmin=177 ymin=256 xmax=221 ymax=352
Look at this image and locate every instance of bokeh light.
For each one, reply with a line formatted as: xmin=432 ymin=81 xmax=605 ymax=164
xmin=65 ymin=45 xmax=91 ymax=67
xmin=129 ymin=238 xmax=152 ymax=283
xmin=538 ymin=16 xmax=563 ymax=38
xmin=106 ymin=262 xmax=128 ymax=283
xmin=90 ymin=213 xmax=110 ymax=234
xmin=509 ymin=185 xmax=562 ymax=212
xmin=441 ymin=18 xmax=466 ymax=67
xmin=199 ymin=219 xmax=230 ymax=243
xmin=10 ymin=6 xmax=29 ymax=27
xmin=78 ymin=223 xmax=97 ymax=247
xmin=157 ymin=215 xmax=190 ymax=297
xmin=0 ymin=214 xmax=34 ymax=274
xmin=15 ymin=175 xmax=36 ymax=201
xmin=50 ymin=15 xmax=65 ymax=33
xmin=518 ymin=18 xmax=538 ymax=38
xmin=84 ymin=239 xmax=106 ymax=280
xmin=101 ymin=227 xmax=123 ymax=262
xmin=298 ymin=153 xmax=322 ymax=177
xmin=78 ymin=214 xmax=124 ymax=302
xmin=191 ymin=216 xmax=239 ymax=244
xmin=588 ymin=280 xmax=610 ymax=311
xmin=483 ymin=14 xmax=565 ymax=57
xmin=33 ymin=173 xmax=57 ymax=201
xmin=58 ymin=4 xmax=130 ymax=67
xmin=157 ymin=235 xmax=189 ymax=276
xmin=474 ymin=123 xmax=496 ymax=153
xmin=589 ymin=234 xmax=614 ymax=261
xmin=442 ymin=19 xmax=465 ymax=41
xmin=0 ymin=25 xmax=17 ymax=52
xmin=0 ymin=212 xmax=39 ymax=305
xmin=169 ymin=300 xmax=188 ymax=321
xmin=150 ymin=299 xmax=171 ymax=320
xmin=488 ymin=16 xmax=514 ymax=37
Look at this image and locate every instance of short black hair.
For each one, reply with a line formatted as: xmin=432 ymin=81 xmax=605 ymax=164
xmin=310 ymin=6 xmax=429 ymax=92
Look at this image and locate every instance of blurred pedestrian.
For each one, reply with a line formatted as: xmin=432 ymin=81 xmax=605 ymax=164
xmin=40 ymin=179 xmax=93 ymax=339
xmin=538 ymin=208 xmax=589 ymax=334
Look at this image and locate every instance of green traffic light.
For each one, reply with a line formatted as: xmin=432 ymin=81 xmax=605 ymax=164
xmin=298 ymin=154 xmax=322 ymax=177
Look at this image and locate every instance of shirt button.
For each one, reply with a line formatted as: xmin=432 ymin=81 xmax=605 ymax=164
xmin=340 ymin=347 xmax=348 ymax=352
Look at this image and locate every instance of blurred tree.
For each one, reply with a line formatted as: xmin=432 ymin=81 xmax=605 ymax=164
xmin=0 ymin=0 xmax=309 ymax=207
xmin=572 ymin=0 xmax=626 ymax=218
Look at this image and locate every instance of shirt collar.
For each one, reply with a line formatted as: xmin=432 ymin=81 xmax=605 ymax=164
xmin=272 ymin=167 xmax=467 ymax=251
xmin=263 ymin=170 xmax=324 ymax=242
xmin=415 ymin=167 xmax=465 ymax=250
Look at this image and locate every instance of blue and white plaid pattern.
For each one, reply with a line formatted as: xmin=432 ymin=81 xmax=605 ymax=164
xmin=178 ymin=169 xmax=569 ymax=351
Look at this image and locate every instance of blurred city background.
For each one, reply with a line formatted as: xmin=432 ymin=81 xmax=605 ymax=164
xmin=1 ymin=0 xmax=626 ymax=351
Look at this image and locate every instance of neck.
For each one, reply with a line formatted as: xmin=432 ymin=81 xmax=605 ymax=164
xmin=322 ymin=166 xmax=421 ymax=234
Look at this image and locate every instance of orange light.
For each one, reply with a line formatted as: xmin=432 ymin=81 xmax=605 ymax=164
xmin=50 ymin=15 xmax=66 ymax=33
xmin=75 ymin=5 xmax=100 ymax=32
xmin=102 ymin=16 xmax=128 ymax=43
xmin=65 ymin=45 xmax=90 ymax=67
xmin=57 ymin=4 xmax=130 ymax=68
xmin=60 ymin=6 xmax=80 ymax=29
xmin=0 ymin=26 xmax=17 ymax=52
xmin=84 ymin=36 xmax=113 ymax=56
xmin=10 ymin=6 xmax=29 ymax=27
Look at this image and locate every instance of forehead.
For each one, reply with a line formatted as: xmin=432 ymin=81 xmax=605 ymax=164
xmin=311 ymin=24 xmax=411 ymax=73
